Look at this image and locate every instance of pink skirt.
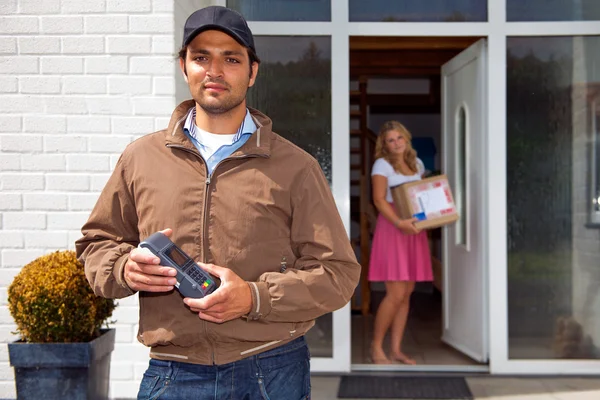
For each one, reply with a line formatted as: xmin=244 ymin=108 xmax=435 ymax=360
xmin=368 ymin=212 xmax=433 ymax=282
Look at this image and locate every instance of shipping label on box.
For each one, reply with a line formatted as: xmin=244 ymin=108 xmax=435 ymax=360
xmin=391 ymin=174 xmax=459 ymax=230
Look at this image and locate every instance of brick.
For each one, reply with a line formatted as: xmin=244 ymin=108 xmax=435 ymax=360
xmin=110 ymin=381 xmax=140 ymax=400
xmin=153 ymin=76 xmax=175 ymax=95
xmin=133 ymin=97 xmax=174 ymax=116
xmin=113 ymin=324 xmax=134 ymax=343
xmin=0 ymin=16 xmax=38 ymax=34
xmin=0 ymin=194 xmax=22 ymax=211
xmin=20 ymin=0 xmax=60 ymax=14
xmin=0 ymin=308 xmax=16 ymax=324
xmin=117 ymin=296 xmax=139 ymax=307
xmin=107 ymin=36 xmax=151 ymax=54
xmin=85 ymin=15 xmax=128 ymax=34
xmin=112 ymin=306 xmax=141 ymax=324
xmin=45 ymin=96 xmax=88 ymax=115
xmin=41 ymin=56 xmax=84 ymax=74
xmin=0 ymin=346 xmax=8 ymax=363
xmin=47 ymin=212 xmax=88 ymax=230
xmin=0 ymin=56 xmax=38 ymax=73
xmin=85 ymin=56 xmax=128 ymax=74
xmin=0 ymin=76 xmax=18 ymax=93
xmin=18 ymin=36 xmax=61 ymax=54
xmin=1 ymin=174 xmax=44 ymax=190
xmin=24 ymin=193 xmax=68 ymax=210
xmin=130 ymin=56 xmax=174 ymax=75
xmin=23 ymin=115 xmax=66 ymax=133
xmin=110 ymin=362 xmax=134 ymax=381
xmin=91 ymin=174 xmax=110 ymax=191
xmin=152 ymin=35 xmax=174 ymax=55
xmin=45 ymin=174 xmax=89 ymax=191
xmin=86 ymin=97 xmax=132 ymax=115
xmin=68 ymin=230 xmax=85 ymax=248
xmin=25 ymin=231 xmax=69 ymax=249
xmin=67 ymin=116 xmax=110 ymax=134
xmin=63 ymin=76 xmax=107 ymax=94
xmin=107 ymin=0 xmax=151 ymax=13
xmin=0 ymin=116 xmax=21 ymax=133
xmin=21 ymin=154 xmax=66 ymax=172
xmin=61 ymin=0 xmax=106 ymax=13
xmin=0 ymin=37 xmax=17 ymax=54
xmin=0 ymin=0 xmax=17 ymax=14
xmin=62 ymin=37 xmax=105 ymax=54
xmin=110 ymin=155 xmax=120 ymax=170
xmin=69 ymin=193 xmax=100 ymax=211
xmin=41 ymin=16 xmax=83 ymax=34
xmin=152 ymin=0 xmax=174 ymax=12
xmin=129 ymin=16 xmax=173 ymax=34
xmin=0 ymin=154 xmax=20 ymax=171
xmin=108 ymin=76 xmax=151 ymax=95
xmin=19 ymin=76 xmax=61 ymax=94
xmin=44 ymin=136 xmax=87 ymax=153
xmin=0 ymin=362 xmax=14 ymax=380
xmin=0 ymin=269 xmax=21 ymax=287
xmin=89 ymin=136 xmax=131 ymax=153
xmin=0 ymin=95 xmax=43 ymax=113
xmin=1 ymin=250 xmax=46 ymax=268
xmin=0 ymin=326 xmax=19 ymax=343
xmin=0 ymin=135 xmax=43 ymax=152
xmin=67 ymin=154 xmax=110 ymax=172
xmin=3 ymin=212 xmax=46 ymax=230
xmin=154 ymin=117 xmax=170 ymax=131
xmin=111 ymin=343 xmax=150 ymax=363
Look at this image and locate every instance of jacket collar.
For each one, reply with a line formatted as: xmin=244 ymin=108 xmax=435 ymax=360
xmin=165 ymin=100 xmax=272 ymax=158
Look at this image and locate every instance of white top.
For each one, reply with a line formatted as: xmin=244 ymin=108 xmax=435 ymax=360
xmin=371 ymin=157 xmax=425 ymax=202
xmin=194 ymin=126 xmax=236 ymax=161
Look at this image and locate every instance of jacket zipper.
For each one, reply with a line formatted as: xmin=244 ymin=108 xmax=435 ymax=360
xmin=166 ymin=144 xmax=266 ymax=364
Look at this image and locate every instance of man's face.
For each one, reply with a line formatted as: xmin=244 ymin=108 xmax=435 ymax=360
xmin=180 ymin=30 xmax=258 ymax=115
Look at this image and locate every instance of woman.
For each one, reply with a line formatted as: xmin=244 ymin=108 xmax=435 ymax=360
xmin=369 ymin=120 xmax=433 ymax=365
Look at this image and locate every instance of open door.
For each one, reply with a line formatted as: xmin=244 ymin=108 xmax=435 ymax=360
xmin=441 ymin=39 xmax=488 ymax=363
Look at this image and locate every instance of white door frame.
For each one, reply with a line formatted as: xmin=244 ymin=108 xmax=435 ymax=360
xmin=215 ymin=0 xmax=600 ymax=375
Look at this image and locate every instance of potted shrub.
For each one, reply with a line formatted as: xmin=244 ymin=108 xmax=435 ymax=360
xmin=7 ymin=250 xmax=116 ymax=400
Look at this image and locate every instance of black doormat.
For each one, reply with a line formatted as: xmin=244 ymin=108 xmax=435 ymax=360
xmin=337 ymin=375 xmax=473 ymax=399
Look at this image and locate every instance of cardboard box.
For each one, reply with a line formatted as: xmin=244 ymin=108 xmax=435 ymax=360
xmin=391 ymin=174 xmax=459 ymax=230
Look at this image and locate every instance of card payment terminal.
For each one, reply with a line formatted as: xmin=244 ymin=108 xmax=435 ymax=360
xmin=138 ymin=232 xmax=218 ymax=298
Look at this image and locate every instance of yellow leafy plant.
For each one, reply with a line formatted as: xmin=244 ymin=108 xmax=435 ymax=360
xmin=8 ymin=250 xmax=115 ymax=343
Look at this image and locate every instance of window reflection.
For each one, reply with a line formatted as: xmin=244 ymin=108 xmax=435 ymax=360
xmin=349 ymin=0 xmax=486 ymax=22
xmin=507 ymin=36 xmax=600 ymax=360
xmin=249 ymin=36 xmax=332 ymax=183
xmin=227 ymin=0 xmax=330 ymax=21
xmin=507 ymin=0 xmax=600 ymax=21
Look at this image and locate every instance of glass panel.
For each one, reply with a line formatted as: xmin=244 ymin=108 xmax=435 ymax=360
xmin=227 ymin=0 xmax=330 ymax=22
xmin=507 ymin=36 xmax=600 ymax=359
xmin=249 ymin=36 xmax=332 ymax=183
xmin=349 ymin=0 xmax=486 ymax=22
xmin=507 ymin=0 xmax=600 ymax=21
xmin=456 ymin=106 xmax=467 ymax=246
xmin=249 ymin=36 xmax=332 ymax=357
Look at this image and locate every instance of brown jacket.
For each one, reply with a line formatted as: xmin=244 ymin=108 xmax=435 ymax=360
xmin=75 ymin=100 xmax=361 ymax=365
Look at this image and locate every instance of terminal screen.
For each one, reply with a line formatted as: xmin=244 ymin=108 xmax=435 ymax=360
xmin=166 ymin=246 xmax=188 ymax=267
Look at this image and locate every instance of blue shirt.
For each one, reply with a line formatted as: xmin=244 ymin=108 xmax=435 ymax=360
xmin=182 ymin=107 xmax=257 ymax=176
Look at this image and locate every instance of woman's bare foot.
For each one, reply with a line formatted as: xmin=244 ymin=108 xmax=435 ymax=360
xmin=391 ymin=352 xmax=417 ymax=365
xmin=370 ymin=347 xmax=392 ymax=364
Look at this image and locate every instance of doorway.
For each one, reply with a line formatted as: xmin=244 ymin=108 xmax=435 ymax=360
xmin=348 ymin=36 xmax=489 ymax=371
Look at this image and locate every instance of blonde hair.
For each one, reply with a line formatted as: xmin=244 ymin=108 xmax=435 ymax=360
xmin=374 ymin=121 xmax=418 ymax=174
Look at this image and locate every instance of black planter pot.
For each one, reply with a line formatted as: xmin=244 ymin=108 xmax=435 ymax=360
xmin=8 ymin=328 xmax=115 ymax=400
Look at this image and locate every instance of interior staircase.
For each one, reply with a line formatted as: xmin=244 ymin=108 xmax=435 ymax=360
xmin=349 ymin=76 xmax=378 ymax=316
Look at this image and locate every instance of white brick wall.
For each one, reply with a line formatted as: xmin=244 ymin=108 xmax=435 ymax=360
xmin=0 ymin=0 xmax=217 ymax=398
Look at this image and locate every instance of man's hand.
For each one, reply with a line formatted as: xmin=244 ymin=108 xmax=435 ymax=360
xmin=183 ymin=263 xmax=252 ymax=324
xmin=124 ymin=228 xmax=178 ymax=292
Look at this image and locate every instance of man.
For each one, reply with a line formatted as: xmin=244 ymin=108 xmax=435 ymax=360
xmin=75 ymin=5 xmax=361 ymax=400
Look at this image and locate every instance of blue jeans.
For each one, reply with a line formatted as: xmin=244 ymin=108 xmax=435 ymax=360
xmin=137 ymin=336 xmax=311 ymax=400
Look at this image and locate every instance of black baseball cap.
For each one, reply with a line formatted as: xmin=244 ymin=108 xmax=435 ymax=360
xmin=182 ymin=6 xmax=256 ymax=55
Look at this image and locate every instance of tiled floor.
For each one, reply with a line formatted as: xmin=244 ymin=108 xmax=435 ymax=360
xmin=352 ymin=287 xmax=479 ymax=366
